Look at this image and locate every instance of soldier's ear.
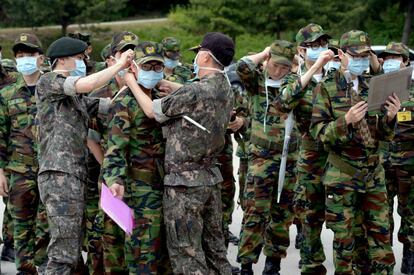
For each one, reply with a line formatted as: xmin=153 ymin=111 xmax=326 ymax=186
xmin=338 ymin=49 xmax=345 ymax=60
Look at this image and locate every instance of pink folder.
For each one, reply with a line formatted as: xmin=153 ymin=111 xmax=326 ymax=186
xmin=100 ymin=183 xmax=134 ymax=235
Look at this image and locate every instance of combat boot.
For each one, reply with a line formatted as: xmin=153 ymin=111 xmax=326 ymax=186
xmin=262 ymin=257 xmax=281 ymax=275
xmin=241 ymin=263 xmax=253 ymax=275
xmin=1 ymin=244 xmax=15 ymax=262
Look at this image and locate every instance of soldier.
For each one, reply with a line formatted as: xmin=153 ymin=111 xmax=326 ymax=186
xmin=235 ymin=40 xmax=299 ymax=275
xmin=122 ymin=32 xmax=235 ymax=275
xmin=69 ymin=32 xmax=96 ymax=74
xmin=0 ymin=33 xmax=50 ymax=274
xmin=35 ymin=36 xmax=134 ymax=274
xmin=276 ymin=23 xmax=332 ymax=275
xmin=103 ymin=41 xmax=170 ymax=274
xmin=310 ymin=30 xmax=398 ymax=274
xmin=161 ymin=37 xmax=193 ymax=84
xmin=378 ymin=42 xmax=414 ymax=274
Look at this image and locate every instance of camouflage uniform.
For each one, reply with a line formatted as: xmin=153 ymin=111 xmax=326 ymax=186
xmin=378 ymin=42 xmax=414 ymax=271
xmin=153 ymin=69 xmax=234 ymax=274
xmin=310 ymin=31 xmax=395 ymax=274
xmin=236 ymin=41 xmax=298 ymax=268
xmin=275 ymin=24 xmax=330 ymax=274
xmin=36 ymin=72 xmax=110 ymax=274
xmin=0 ymin=72 xmax=50 ymax=273
xmin=161 ymin=37 xmax=193 ymax=84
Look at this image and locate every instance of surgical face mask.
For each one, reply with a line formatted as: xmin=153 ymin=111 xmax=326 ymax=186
xmin=16 ymin=56 xmax=39 ymax=75
xmin=137 ymin=69 xmax=163 ymax=89
xmin=383 ymin=59 xmax=402 ymax=74
xmin=70 ymin=59 xmax=87 ymax=77
xmin=117 ymin=69 xmax=126 ymax=78
xmin=324 ymin=60 xmax=341 ymax=72
xmin=193 ymin=52 xmax=200 ymax=77
xmin=265 ymin=78 xmax=282 ymax=88
xmin=347 ymin=56 xmax=369 ymax=76
xmin=164 ymin=58 xmax=179 ymax=69
xmin=306 ymin=46 xmax=328 ymax=62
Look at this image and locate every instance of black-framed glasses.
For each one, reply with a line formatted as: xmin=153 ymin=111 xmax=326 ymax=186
xmin=305 ymin=40 xmax=328 ymax=50
xmin=141 ymin=63 xmax=164 ymax=73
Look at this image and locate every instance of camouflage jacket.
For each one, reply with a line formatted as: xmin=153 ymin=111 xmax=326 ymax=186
xmin=237 ymin=57 xmax=299 ymax=158
xmin=0 ymin=73 xmax=38 ymax=174
xmin=153 ymin=72 xmax=234 ymax=187
xmin=101 ymin=88 xmax=165 ymax=192
xmin=36 ymin=72 xmax=110 ymax=180
xmin=164 ymin=64 xmax=193 ymax=84
xmin=310 ymin=69 xmax=395 ymax=190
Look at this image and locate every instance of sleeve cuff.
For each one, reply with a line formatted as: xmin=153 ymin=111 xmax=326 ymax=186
xmin=240 ymin=57 xmax=257 ymax=71
xmin=153 ymin=98 xmax=170 ymax=123
xmin=63 ymin=76 xmax=81 ymax=96
xmin=88 ymin=129 xmax=102 ymax=143
xmin=98 ymin=98 xmax=111 ymax=115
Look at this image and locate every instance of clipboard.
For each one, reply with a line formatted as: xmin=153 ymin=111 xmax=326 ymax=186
xmin=367 ymin=66 xmax=413 ymax=111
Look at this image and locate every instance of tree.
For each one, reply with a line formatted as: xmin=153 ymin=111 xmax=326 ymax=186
xmin=3 ymin=0 xmax=128 ymax=35
xmin=401 ymin=0 xmax=414 ymax=45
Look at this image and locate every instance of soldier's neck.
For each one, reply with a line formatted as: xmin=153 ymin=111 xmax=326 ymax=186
xmin=23 ymin=71 xmax=41 ymax=86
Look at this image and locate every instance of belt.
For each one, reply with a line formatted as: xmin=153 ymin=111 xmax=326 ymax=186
xmin=10 ymin=151 xmax=36 ymax=166
xmin=327 ymin=152 xmax=380 ymax=182
xmin=301 ymin=139 xmax=324 ymax=152
xmin=381 ymin=141 xmax=414 ymax=152
xmin=166 ymin=157 xmax=217 ymax=173
xmin=250 ymin=135 xmax=298 ymax=153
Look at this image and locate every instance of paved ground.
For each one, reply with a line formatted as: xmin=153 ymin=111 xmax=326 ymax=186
xmin=0 ymin=147 xmax=405 ymax=274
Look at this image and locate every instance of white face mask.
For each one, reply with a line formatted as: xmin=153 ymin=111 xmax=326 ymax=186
xmin=265 ymin=78 xmax=282 ymax=88
xmin=313 ymin=73 xmax=323 ymax=83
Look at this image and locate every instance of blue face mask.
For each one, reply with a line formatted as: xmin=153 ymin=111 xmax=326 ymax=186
xmin=165 ymin=58 xmax=179 ymax=69
xmin=193 ymin=52 xmax=200 ymax=77
xmin=137 ymin=69 xmax=163 ymax=89
xmin=117 ymin=69 xmax=126 ymax=78
xmin=306 ymin=46 xmax=328 ymax=62
xmin=16 ymin=56 xmax=39 ymax=75
xmin=70 ymin=59 xmax=87 ymax=77
xmin=383 ymin=59 xmax=402 ymax=74
xmin=324 ymin=60 xmax=341 ymax=72
xmin=347 ymin=56 xmax=369 ymax=76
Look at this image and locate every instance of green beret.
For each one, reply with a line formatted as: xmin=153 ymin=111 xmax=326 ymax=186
xmin=47 ymin=37 xmax=88 ymax=59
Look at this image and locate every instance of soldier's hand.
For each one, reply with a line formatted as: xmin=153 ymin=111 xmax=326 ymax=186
xmin=124 ymin=71 xmax=136 ymax=86
xmin=345 ymin=101 xmax=368 ymax=125
xmin=109 ymin=183 xmax=124 ymax=199
xmin=385 ymin=93 xmax=401 ymax=123
xmin=118 ymin=49 xmax=135 ymax=69
xmin=315 ymin=50 xmax=335 ymax=68
xmin=262 ymin=46 xmax=271 ymax=59
xmin=0 ymin=171 xmax=9 ymax=197
xmin=228 ymin=116 xmax=244 ymax=132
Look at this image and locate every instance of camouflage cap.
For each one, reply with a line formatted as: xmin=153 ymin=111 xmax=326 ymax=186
xmin=101 ymin=44 xmax=112 ymax=61
xmin=295 ymin=23 xmax=331 ymax=45
xmin=379 ymin=42 xmax=410 ymax=61
xmin=269 ymin=40 xmax=296 ymax=66
xmin=110 ymin=31 xmax=139 ymax=54
xmin=12 ymin=33 xmax=43 ymax=54
xmin=162 ymin=37 xmax=181 ymax=60
xmin=340 ymin=30 xmax=371 ymax=54
xmin=68 ymin=32 xmax=91 ymax=45
xmin=134 ymin=41 xmax=164 ymax=65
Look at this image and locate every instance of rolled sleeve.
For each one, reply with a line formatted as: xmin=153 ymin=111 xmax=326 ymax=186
xmin=88 ymin=128 xmax=102 ymax=143
xmin=63 ymin=76 xmax=81 ymax=96
xmin=153 ymin=98 xmax=169 ymax=123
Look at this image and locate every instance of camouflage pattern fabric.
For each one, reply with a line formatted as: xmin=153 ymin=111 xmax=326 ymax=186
xmin=235 ymin=57 xmax=298 ymax=264
xmin=101 ymin=87 xmax=169 ymax=274
xmin=276 ymin=65 xmax=327 ymax=274
xmin=164 ymin=65 xmax=193 ymax=84
xmin=310 ymin=69 xmax=396 ymax=274
xmin=0 ymin=73 xmax=49 ymax=272
xmin=153 ymin=72 xmax=234 ymax=273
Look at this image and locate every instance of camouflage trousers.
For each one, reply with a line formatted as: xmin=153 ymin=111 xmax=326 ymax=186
xmin=8 ymin=171 xmax=49 ymax=273
xmin=218 ymin=153 xmax=235 ymax=247
xmin=237 ymin=144 xmax=297 ymax=264
xmin=293 ymin=148 xmax=327 ymax=274
xmin=325 ymin=167 xmax=395 ymax=275
xmin=384 ymin=164 xmax=414 ymax=247
xmin=164 ymin=184 xmax=232 ymax=275
xmin=238 ymin=157 xmax=248 ymax=211
xmin=2 ymin=196 xmax=14 ymax=248
xmin=38 ymin=171 xmax=85 ymax=275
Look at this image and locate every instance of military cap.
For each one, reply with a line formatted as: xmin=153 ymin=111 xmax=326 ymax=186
xmin=161 ymin=37 xmax=181 ymax=60
xmin=189 ymin=32 xmax=235 ymax=67
xmin=12 ymin=33 xmax=43 ymax=54
xmin=295 ymin=23 xmax=331 ymax=45
xmin=110 ymin=31 xmax=139 ymax=54
xmin=378 ymin=42 xmax=410 ymax=61
xmin=47 ymin=37 xmax=88 ymax=59
xmin=101 ymin=44 xmax=112 ymax=61
xmin=134 ymin=41 xmax=164 ymax=65
xmin=340 ymin=30 xmax=371 ymax=54
xmin=68 ymin=32 xmax=91 ymax=45
xmin=269 ymin=40 xmax=296 ymax=66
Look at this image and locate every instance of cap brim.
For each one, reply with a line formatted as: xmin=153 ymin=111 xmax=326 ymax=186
xmin=270 ymin=55 xmax=292 ymax=66
xmin=188 ymin=45 xmax=201 ymax=52
xmin=378 ymin=49 xmax=407 ymax=59
xmin=307 ymin=33 xmax=332 ymax=43
xmin=348 ymin=45 xmax=371 ymax=54
xmin=136 ymin=56 xmax=164 ymax=65
xmin=116 ymin=42 xmax=137 ymax=52
xmin=12 ymin=42 xmax=42 ymax=53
